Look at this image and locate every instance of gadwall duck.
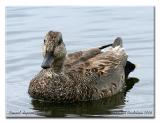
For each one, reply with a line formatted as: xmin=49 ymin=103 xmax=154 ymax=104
xmin=28 ymin=31 xmax=135 ymax=103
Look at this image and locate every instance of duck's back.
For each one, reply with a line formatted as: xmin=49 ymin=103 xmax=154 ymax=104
xmin=65 ymin=45 xmax=128 ymax=100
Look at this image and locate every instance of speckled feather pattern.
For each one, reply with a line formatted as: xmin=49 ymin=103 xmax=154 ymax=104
xmin=28 ymin=31 xmax=128 ymax=103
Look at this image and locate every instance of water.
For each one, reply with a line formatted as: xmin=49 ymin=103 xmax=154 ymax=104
xmin=6 ymin=7 xmax=154 ymax=118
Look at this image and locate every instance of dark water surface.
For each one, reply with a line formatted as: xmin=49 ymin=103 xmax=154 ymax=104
xmin=6 ymin=7 xmax=154 ymax=118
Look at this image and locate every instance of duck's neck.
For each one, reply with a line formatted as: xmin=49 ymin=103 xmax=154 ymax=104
xmin=51 ymin=57 xmax=65 ymax=74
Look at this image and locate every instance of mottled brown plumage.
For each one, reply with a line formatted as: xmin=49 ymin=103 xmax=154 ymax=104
xmin=28 ymin=31 xmax=131 ymax=103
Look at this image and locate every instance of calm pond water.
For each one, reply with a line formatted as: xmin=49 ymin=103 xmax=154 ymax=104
xmin=6 ymin=7 xmax=154 ymax=118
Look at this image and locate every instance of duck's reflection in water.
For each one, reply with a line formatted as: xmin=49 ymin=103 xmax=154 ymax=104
xmin=31 ymin=77 xmax=139 ymax=117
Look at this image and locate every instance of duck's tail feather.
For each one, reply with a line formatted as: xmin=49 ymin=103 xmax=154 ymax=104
xmin=112 ymin=37 xmax=123 ymax=48
xmin=98 ymin=37 xmax=123 ymax=50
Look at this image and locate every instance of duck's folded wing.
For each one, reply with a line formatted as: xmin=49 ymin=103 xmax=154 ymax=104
xmin=86 ymin=46 xmax=128 ymax=94
xmin=88 ymin=46 xmax=127 ymax=76
xmin=68 ymin=46 xmax=128 ymax=94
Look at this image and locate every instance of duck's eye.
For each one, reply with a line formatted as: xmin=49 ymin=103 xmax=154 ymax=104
xmin=44 ymin=39 xmax=46 ymax=43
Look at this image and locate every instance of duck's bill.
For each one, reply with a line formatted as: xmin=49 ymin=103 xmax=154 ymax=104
xmin=41 ymin=52 xmax=54 ymax=69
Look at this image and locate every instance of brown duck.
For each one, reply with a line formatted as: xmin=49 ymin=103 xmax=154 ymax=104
xmin=28 ymin=31 xmax=135 ymax=103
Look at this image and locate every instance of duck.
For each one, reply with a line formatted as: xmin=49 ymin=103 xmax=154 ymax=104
xmin=28 ymin=31 xmax=135 ymax=103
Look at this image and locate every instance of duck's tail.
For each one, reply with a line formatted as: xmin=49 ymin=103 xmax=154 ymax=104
xmin=112 ymin=37 xmax=123 ymax=48
xmin=98 ymin=37 xmax=123 ymax=50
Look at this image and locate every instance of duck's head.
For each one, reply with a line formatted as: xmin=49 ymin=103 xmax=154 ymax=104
xmin=41 ymin=31 xmax=67 ymax=69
